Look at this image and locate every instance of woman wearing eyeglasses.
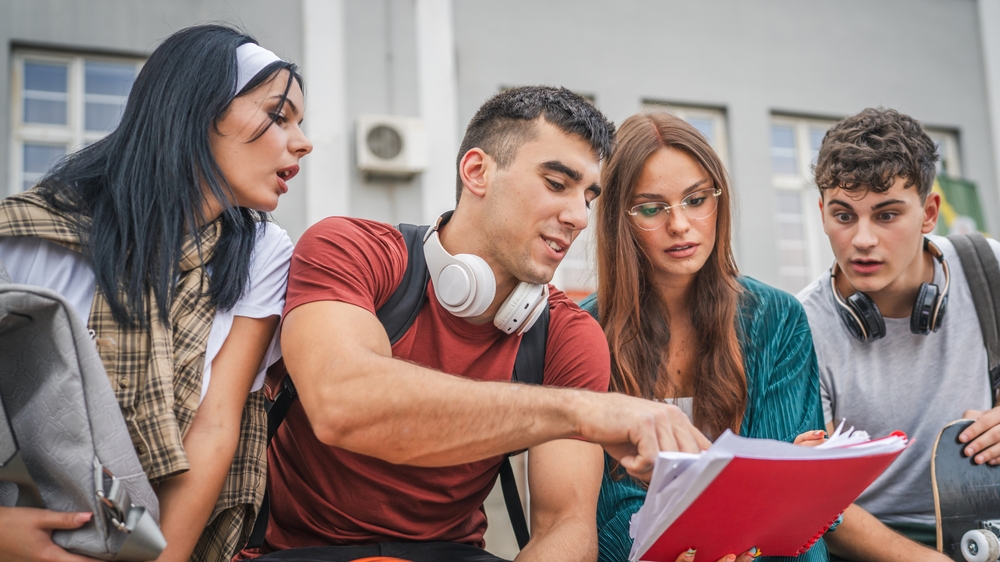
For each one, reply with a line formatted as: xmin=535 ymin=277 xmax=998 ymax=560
xmin=581 ymin=112 xmax=829 ymax=562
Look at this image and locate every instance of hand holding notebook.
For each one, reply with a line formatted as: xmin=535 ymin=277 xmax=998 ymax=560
xmin=629 ymin=423 xmax=908 ymax=562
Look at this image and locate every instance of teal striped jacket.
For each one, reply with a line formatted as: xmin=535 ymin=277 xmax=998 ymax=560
xmin=580 ymin=276 xmax=830 ymax=562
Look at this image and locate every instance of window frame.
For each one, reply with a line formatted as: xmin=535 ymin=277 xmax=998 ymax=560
xmin=769 ymin=115 xmax=839 ymax=293
xmin=9 ymin=49 xmax=143 ymax=196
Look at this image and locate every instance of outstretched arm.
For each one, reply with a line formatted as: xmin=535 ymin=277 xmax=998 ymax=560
xmin=153 ymin=315 xmax=278 ymax=562
xmin=282 ymin=300 xmax=710 ymax=473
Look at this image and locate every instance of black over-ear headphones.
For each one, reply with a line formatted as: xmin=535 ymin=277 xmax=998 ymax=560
xmin=831 ymin=238 xmax=950 ymax=342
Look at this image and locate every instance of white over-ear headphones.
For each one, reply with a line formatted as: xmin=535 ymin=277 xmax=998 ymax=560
xmin=423 ymin=212 xmax=549 ymax=335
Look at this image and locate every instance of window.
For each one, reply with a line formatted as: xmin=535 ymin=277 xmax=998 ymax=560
xmin=769 ymin=116 xmax=837 ymax=294
xmin=9 ymin=50 xmax=142 ymax=194
xmin=551 ymin=103 xmax=730 ymax=301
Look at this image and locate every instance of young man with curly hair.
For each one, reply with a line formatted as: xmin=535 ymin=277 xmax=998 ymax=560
xmin=798 ymin=107 xmax=1000 ymax=561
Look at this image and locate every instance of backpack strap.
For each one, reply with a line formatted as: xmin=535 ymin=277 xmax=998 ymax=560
xmin=248 ymin=223 xmax=548 ymax=551
xmin=949 ymin=233 xmax=1000 ymax=405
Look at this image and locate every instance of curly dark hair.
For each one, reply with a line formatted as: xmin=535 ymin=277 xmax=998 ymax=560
xmin=454 ymin=86 xmax=616 ymax=202
xmin=814 ymin=107 xmax=939 ymax=201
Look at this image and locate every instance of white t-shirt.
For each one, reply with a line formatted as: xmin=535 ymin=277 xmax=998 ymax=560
xmin=796 ymin=234 xmax=997 ymax=526
xmin=0 ymin=222 xmax=292 ymax=402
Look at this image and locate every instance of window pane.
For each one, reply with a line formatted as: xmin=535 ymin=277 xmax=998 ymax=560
xmin=24 ymin=143 xmax=65 ymax=174
xmin=23 ymin=98 xmax=67 ymax=125
xmin=771 ymin=125 xmax=798 ymax=175
xmin=24 ymin=61 xmax=67 ymax=92
xmin=22 ymin=143 xmax=66 ymax=190
xmin=86 ymin=101 xmax=125 ymax=132
xmin=686 ymin=117 xmax=715 ymax=146
xmin=85 ymin=61 xmax=135 ymax=96
xmin=774 ymin=191 xmax=803 ymax=215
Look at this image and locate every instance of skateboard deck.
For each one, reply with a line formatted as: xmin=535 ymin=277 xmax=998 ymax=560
xmin=933 ymin=419 xmax=1000 ymax=562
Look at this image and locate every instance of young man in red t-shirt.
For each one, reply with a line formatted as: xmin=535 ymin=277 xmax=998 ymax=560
xmin=254 ymin=87 xmax=710 ymax=562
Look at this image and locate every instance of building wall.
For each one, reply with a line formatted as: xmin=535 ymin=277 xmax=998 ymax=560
xmin=450 ymin=0 xmax=998 ymax=288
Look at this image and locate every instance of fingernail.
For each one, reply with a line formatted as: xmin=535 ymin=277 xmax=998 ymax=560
xmin=726 ymin=555 xmax=736 ymax=562
xmin=960 ymin=433 xmax=969 ymax=443
xmin=75 ymin=512 xmax=93 ymax=524
xmin=684 ymin=548 xmax=696 ymax=559
xmin=977 ymin=454 xmax=986 ymax=464
xmin=749 ymin=546 xmax=762 ymax=558
xmin=814 ymin=431 xmax=824 ymax=436
xmin=966 ymin=446 xmax=976 ymax=457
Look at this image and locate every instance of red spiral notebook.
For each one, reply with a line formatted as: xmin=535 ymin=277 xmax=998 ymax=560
xmin=629 ymin=426 xmax=908 ymax=562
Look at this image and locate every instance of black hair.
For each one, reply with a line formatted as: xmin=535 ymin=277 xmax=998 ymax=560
xmin=814 ymin=107 xmax=939 ymax=201
xmin=454 ymin=86 xmax=616 ymax=202
xmin=37 ymin=24 xmax=303 ymax=328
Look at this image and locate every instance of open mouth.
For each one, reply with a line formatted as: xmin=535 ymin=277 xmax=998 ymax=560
xmin=276 ymin=165 xmax=299 ymax=182
xmin=851 ymin=259 xmax=883 ymax=274
xmin=665 ymin=243 xmax=698 ymax=257
xmin=543 ymin=237 xmax=567 ymax=255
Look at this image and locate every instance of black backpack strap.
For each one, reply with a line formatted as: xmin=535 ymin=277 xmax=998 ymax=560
xmin=377 ymin=224 xmax=431 ymax=342
xmin=949 ymin=233 xmax=1000 ymax=404
xmin=502 ymin=304 xmax=549 ymax=550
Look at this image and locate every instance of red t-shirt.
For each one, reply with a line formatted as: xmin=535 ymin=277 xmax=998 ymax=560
xmin=263 ymin=217 xmax=610 ymax=550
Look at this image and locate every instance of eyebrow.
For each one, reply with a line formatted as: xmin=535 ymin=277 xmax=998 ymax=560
xmin=632 ymin=178 xmax=710 ymax=201
xmin=273 ymin=95 xmax=300 ymax=117
xmin=540 ymin=160 xmax=582 ymax=182
xmin=828 ymin=198 xmax=907 ymax=211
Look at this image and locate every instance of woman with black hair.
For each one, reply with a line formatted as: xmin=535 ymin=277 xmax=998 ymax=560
xmin=0 ymin=24 xmax=311 ymax=562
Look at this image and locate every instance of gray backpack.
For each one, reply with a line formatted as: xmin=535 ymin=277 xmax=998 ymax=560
xmin=0 ymin=258 xmax=166 ymax=560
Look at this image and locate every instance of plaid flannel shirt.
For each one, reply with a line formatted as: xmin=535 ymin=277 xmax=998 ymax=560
xmin=0 ymin=189 xmax=267 ymax=561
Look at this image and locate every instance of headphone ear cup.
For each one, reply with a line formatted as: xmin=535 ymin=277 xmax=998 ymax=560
xmin=846 ymin=292 xmax=887 ymax=342
xmin=450 ymin=254 xmax=495 ymax=317
xmin=494 ymin=282 xmax=546 ymax=335
xmin=910 ymin=282 xmax=939 ymax=335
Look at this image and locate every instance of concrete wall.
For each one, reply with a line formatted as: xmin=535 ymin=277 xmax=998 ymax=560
xmin=450 ymin=0 xmax=997 ymax=286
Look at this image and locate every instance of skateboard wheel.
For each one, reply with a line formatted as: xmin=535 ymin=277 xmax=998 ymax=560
xmin=962 ymin=529 xmax=1000 ymax=562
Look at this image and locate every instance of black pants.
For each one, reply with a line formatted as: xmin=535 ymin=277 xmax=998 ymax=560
xmin=253 ymin=542 xmax=509 ymax=562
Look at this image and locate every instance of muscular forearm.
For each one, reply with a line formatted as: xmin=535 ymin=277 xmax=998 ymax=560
xmin=300 ymin=348 xmax=588 ymax=466
xmin=824 ymin=504 xmax=948 ymax=562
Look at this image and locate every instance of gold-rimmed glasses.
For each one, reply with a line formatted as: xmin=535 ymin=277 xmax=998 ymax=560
xmin=627 ymin=188 xmax=722 ymax=231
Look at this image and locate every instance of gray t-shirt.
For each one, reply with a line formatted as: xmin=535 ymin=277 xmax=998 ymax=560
xmin=797 ymin=234 xmax=997 ymax=525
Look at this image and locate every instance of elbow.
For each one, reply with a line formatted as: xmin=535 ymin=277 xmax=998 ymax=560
xmin=307 ymin=408 xmax=424 ymax=466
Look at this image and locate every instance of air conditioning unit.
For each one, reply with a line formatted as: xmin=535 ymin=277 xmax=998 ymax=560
xmin=355 ymin=114 xmax=428 ymax=177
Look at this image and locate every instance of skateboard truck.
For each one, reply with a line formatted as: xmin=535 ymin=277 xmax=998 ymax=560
xmin=962 ymin=520 xmax=1000 ymax=562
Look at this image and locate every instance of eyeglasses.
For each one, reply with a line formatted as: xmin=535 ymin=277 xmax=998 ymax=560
xmin=627 ymin=188 xmax=722 ymax=231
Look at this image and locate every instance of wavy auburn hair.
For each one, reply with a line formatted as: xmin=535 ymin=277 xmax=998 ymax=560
xmin=595 ymin=112 xmax=746 ymax=437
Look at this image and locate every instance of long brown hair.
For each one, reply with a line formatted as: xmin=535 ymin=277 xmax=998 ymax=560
xmin=595 ymin=112 xmax=746 ymax=437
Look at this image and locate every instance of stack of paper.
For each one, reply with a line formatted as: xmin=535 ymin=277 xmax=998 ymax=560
xmin=629 ymin=423 xmax=908 ymax=562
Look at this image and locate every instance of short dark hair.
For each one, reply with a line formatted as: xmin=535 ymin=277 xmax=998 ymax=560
xmin=814 ymin=107 xmax=939 ymax=201
xmin=454 ymin=86 xmax=616 ymax=202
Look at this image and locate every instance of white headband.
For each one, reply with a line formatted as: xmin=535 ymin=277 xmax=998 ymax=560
xmin=234 ymin=42 xmax=283 ymax=96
